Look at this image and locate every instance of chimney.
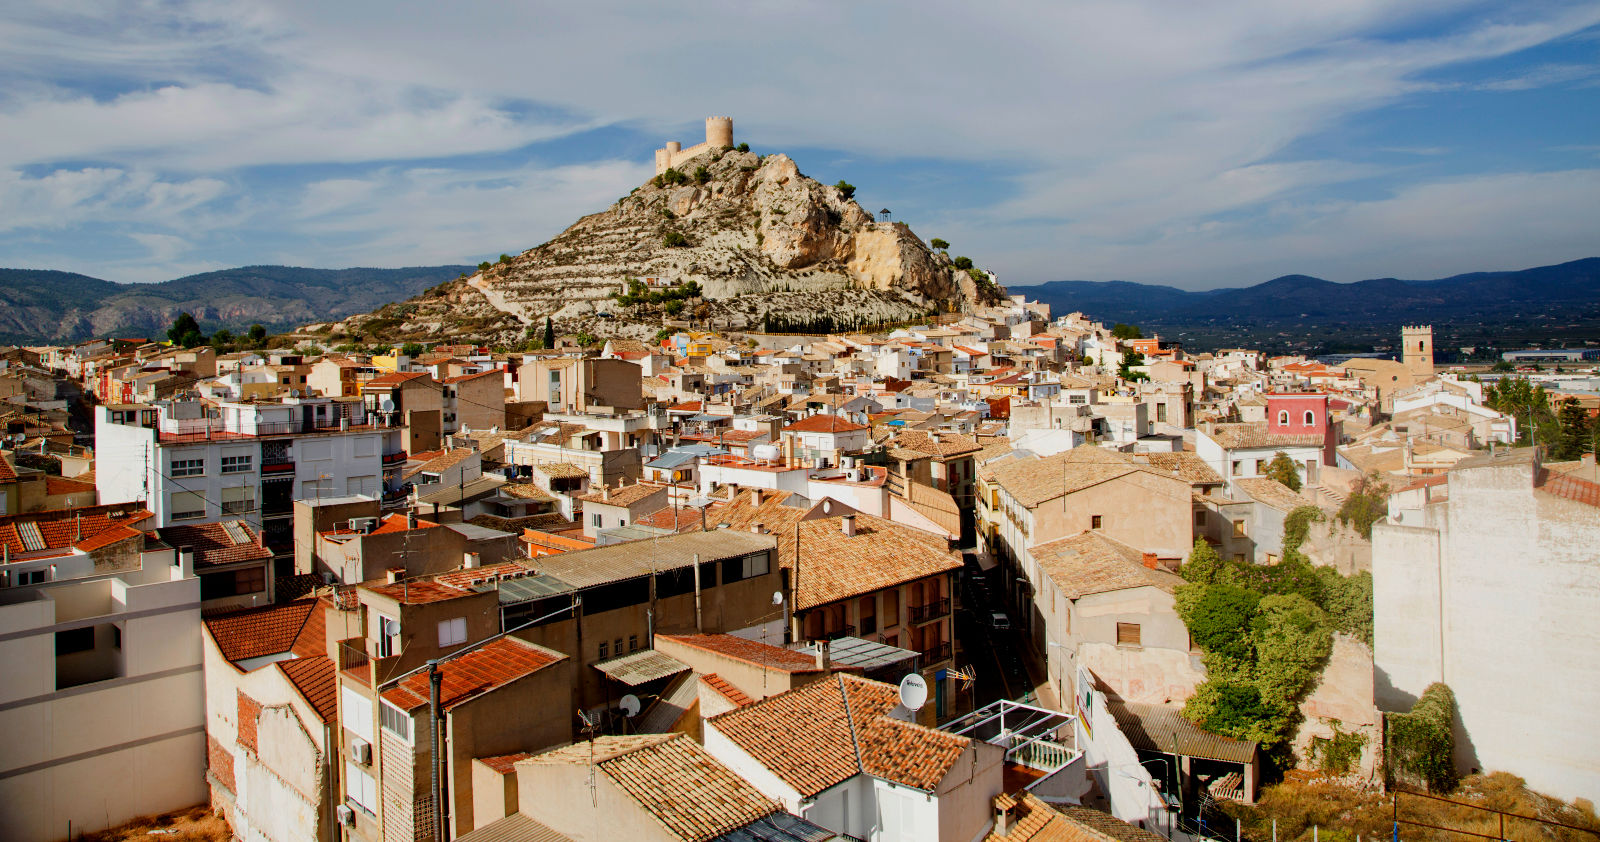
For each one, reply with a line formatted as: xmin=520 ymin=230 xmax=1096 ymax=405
xmin=602 ymin=484 xmax=611 ymax=502
xmin=750 ymin=522 xmax=764 ymax=534
xmin=994 ymin=799 xmax=1016 ymax=837
xmin=406 ymin=511 xmax=417 ymax=530
xmin=464 ymin=552 xmax=480 ymax=569
xmin=841 ymin=514 xmax=856 ymax=538
xmin=1142 ymin=552 xmax=1158 ymax=570
xmin=814 ymin=639 xmax=830 ymax=671
xmin=386 ymin=568 xmax=404 ymax=584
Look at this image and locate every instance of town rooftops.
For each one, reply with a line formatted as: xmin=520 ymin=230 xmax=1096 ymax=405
xmin=482 ymin=530 xmax=777 ymax=600
xmin=1205 ymin=421 xmax=1324 ymax=450
xmin=158 ymin=520 xmax=272 ymax=568
xmin=576 ymin=481 xmax=665 ymax=508
xmin=370 ymin=513 xmax=443 ymax=535
xmin=381 ymin=636 xmax=565 ymax=713
xmin=364 ymin=578 xmax=474 ymax=605
xmin=0 ymin=503 xmax=154 ymax=559
xmin=785 ymin=510 xmax=961 ymax=610
xmin=1232 ymin=477 xmax=1315 ymax=513
xmin=363 ymin=371 xmax=431 ymax=387
xmin=986 ymin=792 xmax=1168 ymax=842
xmin=204 ymin=598 xmax=326 ymax=665
xmin=987 ymin=449 xmax=1165 ymax=509
xmin=523 ymin=733 xmax=778 ymax=842
xmin=889 ymin=429 xmax=982 ymax=457
xmin=1030 ymin=532 xmax=1184 ymax=600
xmin=532 ymin=462 xmax=589 ymax=480
xmin=708 ymin=674 xmax=969 ymax=797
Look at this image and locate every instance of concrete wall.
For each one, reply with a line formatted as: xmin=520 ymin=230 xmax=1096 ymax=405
xmin=514 ymin=757 xmax=679 ymax=842
xmin=1292 ymin=633 xmax=1380 ymax=779
xmin=446 ymin=657 xmax=574 ymax=837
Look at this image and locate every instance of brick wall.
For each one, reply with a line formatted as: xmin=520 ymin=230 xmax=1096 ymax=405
xmin=207 ymin=734 xmax=236 ymax=794
xmin=237 ymin=691 xmax=262 ymax=754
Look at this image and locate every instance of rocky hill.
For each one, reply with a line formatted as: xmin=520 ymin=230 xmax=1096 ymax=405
xmin=319 ymin=148 xmax=1005 ymax=345
xmin=0 ymin=265 xmax=471 ymax=344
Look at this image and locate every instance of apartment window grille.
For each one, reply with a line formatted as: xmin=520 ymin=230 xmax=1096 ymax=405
xmin=221 ymin=455 xmax=253 ymax=474
xmin=380 ymin=700 xmax=413 ymax=742
xmin=171 ymin=458 xmax=205 ymax=477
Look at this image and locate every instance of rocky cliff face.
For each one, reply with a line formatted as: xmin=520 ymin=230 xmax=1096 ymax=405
xmin=325 ymin=148 xmax=1005 ymax=344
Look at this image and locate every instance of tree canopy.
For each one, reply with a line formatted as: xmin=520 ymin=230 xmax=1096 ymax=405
xmin=167 ymin=312 xmax=206 ymax=348
xmin=1265 ymin=451 xmax=1303 ymax=491
xmin=1111 ymin=323 xmax=1143 ymax=339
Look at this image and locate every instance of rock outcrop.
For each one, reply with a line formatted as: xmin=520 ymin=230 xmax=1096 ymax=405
xmin=326 ymin=148 xmax=1006 ymax=344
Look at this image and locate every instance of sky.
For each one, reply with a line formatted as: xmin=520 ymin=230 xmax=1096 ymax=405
xmin=2 ymin=1 xmax=1598 ymax=290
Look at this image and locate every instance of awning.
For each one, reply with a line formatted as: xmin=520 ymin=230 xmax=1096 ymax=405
xmin=1107 ymin=699 xmax=1258 ymax=764
xmin=593 ymin=649 xmax=690 ymax=686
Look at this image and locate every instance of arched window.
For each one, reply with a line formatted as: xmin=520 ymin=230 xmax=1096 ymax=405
xmin=1304 ymin=410 xmax=1316 ymax=425
xmin=1278 ymin=410 xmax=1289 ymax=425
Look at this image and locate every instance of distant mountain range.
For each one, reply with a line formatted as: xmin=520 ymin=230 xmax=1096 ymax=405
xmin=1008 ymin=258 xmax=1600 ymax=338
xmin=0 ymin=265 xmax=473 ymax=344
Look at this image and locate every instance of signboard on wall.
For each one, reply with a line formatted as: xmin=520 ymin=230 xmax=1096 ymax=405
xmin=1076 ymin=667 xmax=1095 ymax=740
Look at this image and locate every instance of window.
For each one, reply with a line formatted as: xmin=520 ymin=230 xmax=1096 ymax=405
xmin=56 ymin=626 xmax=94 ymax=655
xmin=221 ymin=486 xmax=255 ymax=514
xmin=613 ymin=638 xmax=623 ymax=656
xmin=1304 ymin=410 xmax=1316 ymax=426
xmin=170 ymin=490 xmax=206 ymax=520
xmin=17 ymin=569 xmax=47 ymax=586
xmin=1090 ymin=515 xmax=1103 ymax=530
xmin=200 ymin=567 xmax=266 ymax=600
xmin=1233 ymin=553 xmax=1246 ymax=562
xmin=380 ymin=700 xmax=413 ymax=742
xmin=1232 ymin=519 xmax=1246 ymax=538
xmin=171 ymin=458 xmax=204 ymax=477
xmin=1156 ymin=403 xmax=1168 ymax=422
xmin=592 ymin=513 xmax=602 ymax=527
xmin=721 ymin=551 xmax=772 ymax=584
xmin=376 ymin=615 xmax=400 ymax=658
xmin=437 ymin=617 xmax=467 ymax=647
xmin=628 ymin=635 xmax=638 ymax=652
xmin=1231 ymin=461 xmax=1242 ymax=476
xmin=1116 ymin=622 xmax=1142 ymax=647
xmin=1277 ymin=410 xmax=1289 ymax=425
xmin=345 ymin=762 xmax=377 ymax=814
xmin=1194 ymin=511 xmax=1206 ymax=528
xmin=598 ymin=641 xmax=608 ymax=660
xmin=221 ymin=455 xmax=253 ymax=474
xmin=1254 ymin=459 xmax=1266 ymax=475
xmin=1266 ymin=553 xmax=1278 ymax=564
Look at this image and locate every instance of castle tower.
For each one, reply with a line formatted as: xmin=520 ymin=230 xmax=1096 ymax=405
xmin=1402 ymin=325 xmax=1434 ymax=379
xmin=706 ymin=116 xmax=733 ymax=149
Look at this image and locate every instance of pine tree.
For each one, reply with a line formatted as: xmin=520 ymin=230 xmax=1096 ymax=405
xmin=543 ymin=316 xmax=555 ymax=349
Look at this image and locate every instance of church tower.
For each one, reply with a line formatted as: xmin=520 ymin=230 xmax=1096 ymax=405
xmin=1402 ymin=325 xmax=1434 ymax=379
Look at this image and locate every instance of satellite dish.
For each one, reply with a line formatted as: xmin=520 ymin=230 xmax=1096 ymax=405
xmin=898 ymin=673 xmax=928 ymax=712
xmin=619 ymin=694 xmax=642 ymax=718
xmin=686 ymin=495 xmax=713 ymax=509
xmin=380 ymin=398 xmax=396 ymax=413
xmin=771 ymin=591 xmax=784 ymax=607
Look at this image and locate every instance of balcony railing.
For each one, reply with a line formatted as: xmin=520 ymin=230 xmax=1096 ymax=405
xmin=220 ymin=500 xmax=257 ymax=515
xmin=382 ymin=450 xmax=408 ymax=465
xmin=261 ymin=460 xmax=295 ymax=474
xmin=919 ymin=642 xmax=952 ymax=663
xmin=824 ymin=624 xmax=856 ymax=641
xmin=910 ymin=598 xmax=950 ymax=625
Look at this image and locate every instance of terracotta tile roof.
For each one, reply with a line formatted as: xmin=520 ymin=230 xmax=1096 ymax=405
xmin=656 ymin=634 xmax=822 ymax=673
xmin=1233 ymin=477 xmax=1315 ymax=513
xmin=158 ymin=521 xmax=272 ymax=567
xmin=45 ymin=475 xmax=96 ymax=495
xmin=889 ymin=430 xmax=981 ymax=457
xmin=0 ymin=503 xmax=154 ymax=557
xmin=370 ymin=513 xmax=443 ymax=535
xmin=988 ymin=451 xmax=1138 ymax=509
xmin=501 ymin=483 xmax=556 ymax=502
xmin=986 ymin=793 xmax=1168 ymax=842
xmin=788 ymin=512 xmax=959 ymax=610
xmin=1140 ymin=452 xmax=1223 ymax=485
xmin=439 ymin=369 xmax=502 ymax=384
xmin=532 ymin=462 xmax=589 ymax=479
xmin=364 ymin=371 xmax=431 ymax=387
xmin=406 ymin=447 xmax=478 ymax=479
xmin=1031 ymin=532 xmax=1184 ymax=599
xmin=528 ymin=734 xmax=776 ymax=842
xmin=434 ymin=561 xmax=533 ymax=588
xmin=708 ymin=674 xmax=968 ymax=796
xmin=701 ymin=673 xmax=753 ymax=707
xmin=364 ymin=579 xmax=472 ymax=605
xmin=277 ymin=656 xmax=338 ymax=723
xmin=1536 ymin=468 xmax=1600 ymax=509
xmin=577 ymin=482 xmax=665 ymax=508
xmin=1206 ymin=422 xmax=1324 ymax=450
xmin=782 ymin=414 xmax=867 ymax=434
xmin=381 ymin=637 xmax=564 ymax=712
xmin=204 ymin=599 xmax=323 ymax=664
xmin=476 ymin=752 xmax=536 ymax=775
xmin=0 ymin=453 xmax=15 ymax=481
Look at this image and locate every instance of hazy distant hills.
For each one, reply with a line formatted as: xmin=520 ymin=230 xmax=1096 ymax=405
xmin=1008 ymin=258 xmax=1600 ymax=328
xmin=0 ymin=265 xmax=472 ymax=344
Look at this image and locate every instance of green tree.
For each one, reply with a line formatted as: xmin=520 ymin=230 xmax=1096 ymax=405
xmin=929 ymin=238 xmax=949 ymax=250
xmin=952 ymin=256 xmax=974 ymax=270
xmin=543 ymin=316 xmax=555 ymax=349
xmin=1265 ymin=451 xmax=1303 ymax=491
xmin=1117 ymin=349 xmax=1148 ymax=382
xmin=1337 ymin=472 xmax=1390 ymax=539
xmin=736 ymin=142 xmax=749 ymax=153
xmin=167 ymin=312 xmax=206 ymax=348
xmin=573 ymin=331 xmax=595 ymax=347
xmin=663 ymin=299 xmax=684 ymax=316
xmin=1553 ymin=396 xmax=1594 ymax=461
xmin=693 ymin=165 xmax=711 ymax=184
xmin=400 ymin=342 xmax=425 ymax=357
xmin=1175 ymin=583 xmax=1260 ymax=662
xmin=834 ymin=180 xmax=855 ymax=200
xmin=1386 ymin=683 xmax=1457 ymax=791
xmin=210 ymin=329 xmax=234 ymax=348
xmin=478 ymin=261 xmax=491 ymax=271
xmin=248 ymin=323 xmax=267 ymax=344
xmin=499 ymin=254 xmax=512 ymax=264
xmin=1111 ymin=323 xmax=1143 ymax=340
xmin=662 ymin=231 xmax=689 ymax=248
xmin=1185 ymin=682 xmax=1279 ymax=745
xmin=1179 ymin=538 xmax=1226 ymax=585
xmin=1249 ymin=594 xmax=1333 ymax=711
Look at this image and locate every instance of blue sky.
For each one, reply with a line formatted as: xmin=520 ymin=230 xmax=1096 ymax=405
xmin=1 ymin=1 xmax=1598 ymax=290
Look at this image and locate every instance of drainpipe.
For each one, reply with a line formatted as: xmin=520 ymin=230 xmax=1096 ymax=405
xmin=692 ymin=553 xmax=703 ymax=633
xmin=323 ymin=721 xmax=338 ymax=842
xmin=429 ymin=662 xmax=445 ymax=842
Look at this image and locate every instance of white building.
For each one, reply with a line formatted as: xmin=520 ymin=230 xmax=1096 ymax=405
xmin=1372 ymin=449 xmax=1600 ymax=803
xmin=0 ymin=507 xmax=205 ymax=842
xmin=95 ymin=398 xmax=405 ymax=564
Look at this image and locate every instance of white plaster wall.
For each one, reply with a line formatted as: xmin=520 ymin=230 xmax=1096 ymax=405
xmin=93 ymin=413 xmax=155 ymax=509
xmin=702 ymin=721 xmax=804 ymax=813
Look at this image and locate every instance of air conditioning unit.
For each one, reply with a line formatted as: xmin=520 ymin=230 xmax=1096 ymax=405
xmin=350 ymin=517 xmax=377 ymax=534
xmin=350 ymin=736 xmax=371 ymax=765
xmin=336 ymin=805 xmax=356 ymax=827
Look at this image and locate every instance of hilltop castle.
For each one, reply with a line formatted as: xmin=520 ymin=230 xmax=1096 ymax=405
xmin=654 ymin=116 xmax=733 ymax=175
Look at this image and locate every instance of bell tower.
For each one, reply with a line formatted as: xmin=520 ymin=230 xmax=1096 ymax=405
xmin=1402 ymin=325 xmax=1434 ymax=379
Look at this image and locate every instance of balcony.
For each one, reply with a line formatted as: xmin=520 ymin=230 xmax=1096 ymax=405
xmin=824 ymin=624 xmax=856 ymax=641
xmin=220 ymin=500 xmax=257 ymax=515
xmin=919 ymin=641 xmax=952 ymax=663
xmin=910 ymin=598 xmax=950 ymax=625
xmin=381 ymin=450 xmax=408 ymax=466
xmin=261 ymin=460 xmax=295 ymax=474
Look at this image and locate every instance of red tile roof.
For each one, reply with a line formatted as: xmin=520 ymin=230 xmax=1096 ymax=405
xmin=0 ymin=503 xmax=154 ymax=558
xmin=370 ymin=513 xmax=443 ymax=535
xmin=158 ymin=521 xmax=272 ymax=567
xmin=701 ymin=673 xmax=753 ymax=707
xmin=476 ymin=752 xmax=536 ymax=775
xmin=364 ymin=579 xmax=472 ymax=605
xmin=783 ymin=414 xmax=867 ymax=434
xmin=381 ymin=637 xmax=564 ymax=712
xmin=657 ymin=634 xmax=822 ymax=673
xmin=204 ymin=599 xmax=324 ymax=664
xmin=439 ymin=369 xmax=502 ymax=384
xmin=0 ymin=453 xmax=16 ymax=482
xmin=365 ymin=371 xmax=431 ymax=387
xmin=45 ymin=475 xmax=96 ymax=495
xmin=277 ymin=656 xmax=338 ymax=723
xmin=1537 ymin=469 xmax=1600 ymax=509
